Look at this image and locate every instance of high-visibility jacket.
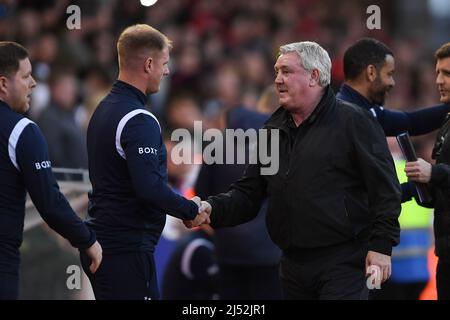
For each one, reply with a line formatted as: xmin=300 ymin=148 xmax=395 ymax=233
xmin=391 ymin=159 xmax=432 ymax=283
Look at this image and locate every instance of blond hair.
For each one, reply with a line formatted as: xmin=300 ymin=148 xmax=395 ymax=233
xmin=117 ymin=24 xmax=172 ymax=70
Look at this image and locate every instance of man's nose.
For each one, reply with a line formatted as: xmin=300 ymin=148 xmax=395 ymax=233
xmin=30 ymin=76 xmax=37 ymax=88
xmin=436 ymin=73 xmax=444 ymax=85
xmin=275 ymin=73 xmax=282 ymax=84
xmin=390 ymin=78 xmax=395 ymax=87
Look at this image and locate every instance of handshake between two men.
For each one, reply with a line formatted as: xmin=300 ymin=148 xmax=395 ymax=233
xmin=183 ymin=196 xmax=212 ymax=229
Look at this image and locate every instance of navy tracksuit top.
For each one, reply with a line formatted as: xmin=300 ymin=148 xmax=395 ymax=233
xmin=336 ymin=83 xmax=450 ymax=136
xmin=86 ymin=80 xmax=197 ymax=254
xmin=0 ymin=101 xmax=95 ymax=275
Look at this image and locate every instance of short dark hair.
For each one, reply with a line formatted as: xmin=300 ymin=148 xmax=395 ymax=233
xmin=343 ymin=38 xmax=394 ymax=80
xmin=435 ymin=42 xmax=450 ymax=60
xmin=0 ymin=41 xmax=29 ymax=78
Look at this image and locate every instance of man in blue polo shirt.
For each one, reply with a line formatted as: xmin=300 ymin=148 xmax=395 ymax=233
xmin=0 ymin=41 xmax=102 ymax=300
xmin=83 ymin=24 xmax=205 ymax=300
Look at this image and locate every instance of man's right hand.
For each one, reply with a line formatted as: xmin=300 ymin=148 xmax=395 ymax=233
xmin=184 ymin=200 xmax=212 ymax=229
xmin=193 ymin=201 xmax=212 ymax=226
xmin=199 ymin=201 xmax=212 ymax=217
xmin=85 ymin=240 xmax=103 ymax=274
xmin=365 ymin=250 xmax=391 ymax=284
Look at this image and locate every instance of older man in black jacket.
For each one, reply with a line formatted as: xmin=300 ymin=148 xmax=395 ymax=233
xmin=190 ymin=41 xmax=401 ymax=300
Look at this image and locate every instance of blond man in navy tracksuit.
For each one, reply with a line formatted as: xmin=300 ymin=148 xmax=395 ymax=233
xmin=83 ymin=25 xmax=205 ymax=300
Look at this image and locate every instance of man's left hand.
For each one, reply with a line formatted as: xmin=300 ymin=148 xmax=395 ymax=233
xmin=405 ymin=158 xmax=432 ymax=183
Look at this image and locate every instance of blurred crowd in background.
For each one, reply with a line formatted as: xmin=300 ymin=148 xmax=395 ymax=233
xmin=0 ymin=0 xmax=448 ymax=157
xmin=0 ymin=0 xmax=449 ymax=299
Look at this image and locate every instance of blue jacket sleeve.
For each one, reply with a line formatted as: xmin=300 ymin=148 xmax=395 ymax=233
xmin=120 ymin=114 xmax=198 ymax=220
xmin=381 ymin=104 xmax=450 ymax=136
xmin=15 ymin=123 xmax=96 ymax=249
xmin=401 ymin=181 xmax=435 ymax=207
xmin=401 ymin=181 xmax=416 ymax=203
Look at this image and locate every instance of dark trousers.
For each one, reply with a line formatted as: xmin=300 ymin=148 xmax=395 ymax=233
xmin=437 ymin=258 xmax=450 ymax=300
xmin=218 ymin=264 xmax=283 ymax=300
xmin=279 ymin=241 xmax=369 ymax=300
xmin=369 ymin=281 xmax=427 ymax=300
xmin=0 ymin=272 xmax=19 ymax=300
xmin=80 ymin=251 xmax=159 ymax=300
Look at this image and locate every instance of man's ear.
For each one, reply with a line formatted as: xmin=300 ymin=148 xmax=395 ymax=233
xmin=309 ymin=69 xmax=320 ymax=87
xmin=365 ymin=64 xmax=378 ymax=83
xmin=0 ymin=76 xmax=8 ymax=95
xmin=144 ymin=57 xmax=153 ymax=74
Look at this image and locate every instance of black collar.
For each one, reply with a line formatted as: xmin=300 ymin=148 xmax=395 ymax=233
xmin=266 ymin=85 xmax=335 ymax=130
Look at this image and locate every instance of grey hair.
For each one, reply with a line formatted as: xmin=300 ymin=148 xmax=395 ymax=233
xmin=279 ymin=41 xmax=331 ymax=87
